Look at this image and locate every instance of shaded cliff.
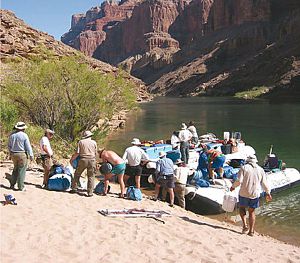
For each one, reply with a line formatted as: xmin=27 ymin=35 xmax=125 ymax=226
xmin=62 ymin=0 xmax=300 ymax=100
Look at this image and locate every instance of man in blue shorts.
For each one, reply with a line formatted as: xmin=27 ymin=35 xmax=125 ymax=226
xmin=230 ymin=155 xmax=272 ymax=236
xmin=99 ymin=149 xmax=126 ymax=198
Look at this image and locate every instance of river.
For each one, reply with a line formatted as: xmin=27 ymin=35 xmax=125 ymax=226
xmin=106 ymin=96 xmax=300 ymax=246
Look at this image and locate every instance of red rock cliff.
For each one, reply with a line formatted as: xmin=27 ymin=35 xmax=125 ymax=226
xmin=61 ymin=0 xmax=140 ymax=56
xmin=62 ymin=0 xmax=300 ymax=100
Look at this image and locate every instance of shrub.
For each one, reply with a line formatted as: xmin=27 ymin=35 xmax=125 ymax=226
xmin=2 ymin=56 xmax=137 ymax=142
xmin=0 ymin=98 xmax=19 ymax=133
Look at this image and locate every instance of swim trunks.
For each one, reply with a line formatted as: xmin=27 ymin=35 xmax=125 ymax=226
xmin=111 ymin=163 xmax=126 ymax=175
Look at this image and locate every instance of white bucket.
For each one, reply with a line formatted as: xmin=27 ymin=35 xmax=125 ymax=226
xmin=223 ymin=132 xmax=230 ymax=141
xmin=222 ymin=193 xmax=237 ymax=212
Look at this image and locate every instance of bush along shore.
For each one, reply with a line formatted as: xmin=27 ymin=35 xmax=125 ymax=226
xmin=0 ymin=54 xmax=149 ymax=159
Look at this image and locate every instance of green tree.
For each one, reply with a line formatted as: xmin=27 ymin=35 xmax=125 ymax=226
xmin=2 ymin=56 xmax=137 ymax=141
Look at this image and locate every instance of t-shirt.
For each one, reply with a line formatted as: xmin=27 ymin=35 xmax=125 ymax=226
xmin=188 ymin=125 xmax=198 ymax=138
xmin=178 ymin=129 xmax=192 ymax=142
xmin=174 ymin=166 xmax=190 ymax=184
xmin=122 ymin=145 xmax=149 ymax=166
xmin=77 ymin=138 xmax=97 ymax=159
xmin=232 ymin=162 xmax=270 ymax=199
xmin=40 ymin=136 xmax=53 ymax=156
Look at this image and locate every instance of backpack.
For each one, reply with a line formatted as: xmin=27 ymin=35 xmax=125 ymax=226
xmin=94 ymin=181 xmax=111 ymax=195
xmin=126 ymin=186 xmax=142 ymax=201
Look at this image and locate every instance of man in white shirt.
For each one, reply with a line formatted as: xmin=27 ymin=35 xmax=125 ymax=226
xmin=40 ymin=129 xmax=55 ymax=188
xmin=174 ymin=159 xmax=192 ymax=208
xmin=178 ymin=123 xmax=192 ymax=164
xmin=123 ymin=138 xmax=149 ymax=189
xmin=230 ymin=155 xmax=272 ymax=236
xmin=188 ymin=121 xmax=199 ymax=146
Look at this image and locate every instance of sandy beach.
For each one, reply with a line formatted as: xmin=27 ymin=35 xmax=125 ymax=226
xmin=1 ymin=162 xmax=300 ymax=263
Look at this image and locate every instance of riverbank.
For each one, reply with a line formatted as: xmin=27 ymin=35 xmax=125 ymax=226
xmin=1 ymin=162 xmax=299 ymax=263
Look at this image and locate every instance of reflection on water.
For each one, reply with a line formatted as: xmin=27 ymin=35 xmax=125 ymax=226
xmin=107 ymin=97 xmax=300 ymax=170
xmin=106 ymin=96 xmax=300 ymax=246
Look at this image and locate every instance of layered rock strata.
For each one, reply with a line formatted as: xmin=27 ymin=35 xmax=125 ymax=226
xmin=62 ymin=0 xmax=300 ymax=100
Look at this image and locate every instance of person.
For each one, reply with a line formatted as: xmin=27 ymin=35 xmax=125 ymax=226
xmin=206 ymin=147 xmax=225 ymax=181
xmin=153 ymin=151 xmax=175 ymax=207
xmin=98 ymin=149 xmax=126 ymax=197
xmin=178 ymin=123 xmax=192 ymax=164
xmin=8 ymin=122 xmax=34 ymax=191
xmin=40 ymin=129 xmax=55 ymax=188
xmin=170 ymin=131 xmax=180 ymax=149
xmin=122 ymin=138 xmax=149 ymax=189
xmin=174 ymin=159 xmax=190 ymax=209
xmin=70 ymin=131 xmax=97 ymax=197
xmin=188 ymin=121 xmax=199 ymax=146
xmin=230 ymin=155 xmax=272 ymax=236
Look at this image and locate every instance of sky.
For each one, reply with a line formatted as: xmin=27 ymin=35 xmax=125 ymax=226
xmin=1 ymin=0 xmax=105 ymax=40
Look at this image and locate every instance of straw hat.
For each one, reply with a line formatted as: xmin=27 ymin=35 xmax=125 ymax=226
xmin=131 ymin=138 xmax=141 ymax=145
xmin=45 ymin=128 xmax=55 ymax=134
xmin=82 ymin=130 xmax=93 ymax=139
xmin=14 ymin=122 xmax=27 ymax=130
xmin=159 ymin=151 xmax=166 ymax=158
xmin=181 ymin=123 xmax=187 ymax=130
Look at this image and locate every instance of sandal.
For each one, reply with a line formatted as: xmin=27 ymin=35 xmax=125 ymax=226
xmin=242 ymin=226 xmax=249 ymax=234
xmin=247 ymin=231 xmax=254 ymax=237
xmin=118 ymin=193 xmax=125 ymax=199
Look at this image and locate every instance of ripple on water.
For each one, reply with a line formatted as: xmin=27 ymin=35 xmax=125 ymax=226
xmin=255 ymin=185 xmax=300 ymax=246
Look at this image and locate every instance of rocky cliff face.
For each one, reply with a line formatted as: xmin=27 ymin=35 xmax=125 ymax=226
xmin=61 ymin=0 xmax=141 ymax=57
xmin=0 ymin=9 xmax=150 ymax=102
xmin=62 ymin=0 xmax=300 ymax=100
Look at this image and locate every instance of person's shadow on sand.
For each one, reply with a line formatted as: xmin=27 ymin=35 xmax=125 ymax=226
xmin=180 ymin=216 xmax=241 ymax=235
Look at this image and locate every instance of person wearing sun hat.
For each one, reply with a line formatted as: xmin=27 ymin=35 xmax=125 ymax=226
xmin=40 ymin=128 xmax=55 ymax=188
xmin=178 ymin=123 xmax=192 ymax=164
xmin=153 ymin=151 xmax=175 ymax=207
xmin=174 ymin=159 xmax=192 ymax=209
xmin=8 ymin=121 xmax=33 ymax=191
xmin=122 ymin=138 xmax=149 ymax=189
xmin=230 ymin=154 xmax=272 ymax=236
xmin=70 ymin=130 xmax=97 ymax=197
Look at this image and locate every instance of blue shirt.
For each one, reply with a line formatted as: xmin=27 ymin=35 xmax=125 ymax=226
xmin=8 ymin=131 xmax=33 ymax=157
xmin=156 ymin=157 xmax=174 ymax=176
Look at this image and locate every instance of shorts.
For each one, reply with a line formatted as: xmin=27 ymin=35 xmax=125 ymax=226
xmin=111 ymin=163 xmax=126 ymax=175
xmin=212 ymin=155 xmax=225 ymax=169
xmin=125 ymin=165 xmax=142 ymax=177
xmin=239 ymin=196 xmax=260 ymax=209
xmin=157 ymin=175 xmax=175 ymax=189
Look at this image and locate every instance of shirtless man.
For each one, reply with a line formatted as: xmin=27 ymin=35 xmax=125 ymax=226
xmin=98 ymin=149 xmax=126 ymax=197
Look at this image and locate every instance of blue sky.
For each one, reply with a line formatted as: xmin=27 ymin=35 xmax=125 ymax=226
xmin=1 ymin=0 xmax=104 ymax=40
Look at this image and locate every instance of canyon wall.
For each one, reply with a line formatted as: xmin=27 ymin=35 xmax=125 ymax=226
xmin=62 ymin=0 xmax=300 ymax=100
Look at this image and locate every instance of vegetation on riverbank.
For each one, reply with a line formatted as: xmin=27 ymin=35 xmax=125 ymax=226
xmin=234 ymin=86 xmax=270 ymax=99
xmin=0 ymin=55 xmax=138 ymax=159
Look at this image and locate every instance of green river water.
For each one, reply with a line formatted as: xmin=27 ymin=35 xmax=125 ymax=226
xmin=106 ymin=97 xmax=300 ymax=246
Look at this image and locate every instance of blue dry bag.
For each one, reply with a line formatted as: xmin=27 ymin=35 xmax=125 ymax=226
xmin=126 ymin=186 xmax=142 ymax=201
xmin=94 ymin=181 xmax=111 ymax=194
